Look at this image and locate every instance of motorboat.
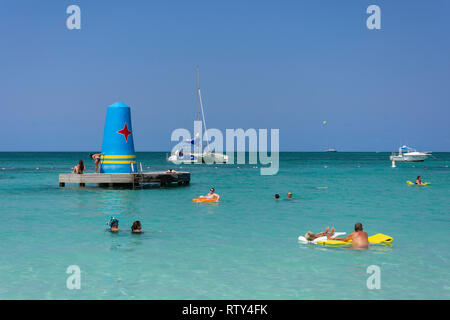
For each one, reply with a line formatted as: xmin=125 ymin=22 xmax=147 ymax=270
xmin=390 ymin=145 xmax=431 ymax=162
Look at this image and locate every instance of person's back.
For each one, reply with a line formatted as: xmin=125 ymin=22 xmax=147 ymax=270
xmin=330 ymin=222 xmax=369 ymax=249
xmin=351 ymin=230 xmax=369 ymax=249
xmin=73 ymin=160 xmax=85 ymax=174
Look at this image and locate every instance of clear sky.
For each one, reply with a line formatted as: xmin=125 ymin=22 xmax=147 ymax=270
xmin=0 ymin=0 xmax=449 ymax=151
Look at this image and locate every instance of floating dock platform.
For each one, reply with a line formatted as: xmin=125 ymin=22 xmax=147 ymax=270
xmin=59 ymin=172 xmax=190 ymax=188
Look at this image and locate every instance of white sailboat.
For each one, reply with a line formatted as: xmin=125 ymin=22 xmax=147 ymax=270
xmin=168 ymin=67 xmax=228 ymax=164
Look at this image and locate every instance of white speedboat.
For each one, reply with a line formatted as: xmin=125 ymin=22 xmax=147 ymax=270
xmin=168 ymin=67 xmax=229 ymax=164
xmin=390 ymin=145 xmax=431 ymax=162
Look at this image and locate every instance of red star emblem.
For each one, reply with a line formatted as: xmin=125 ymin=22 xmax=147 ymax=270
xmin=117 ymin=123 xmax=132 ymax=142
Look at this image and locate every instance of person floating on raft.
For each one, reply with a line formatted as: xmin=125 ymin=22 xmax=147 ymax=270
xmin=193 ymin=188 xmax=220 ymax=202
xmin=415 ymin=176 xmax=423 ymax=185
xmin=304 ymin=227 xmax=336 ymax=241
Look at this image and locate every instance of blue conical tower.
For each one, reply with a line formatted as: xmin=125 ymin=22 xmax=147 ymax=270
xmin=100 ymin=102 xmax=137 ymax=173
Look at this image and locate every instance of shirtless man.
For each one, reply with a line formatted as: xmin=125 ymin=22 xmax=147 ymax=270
xmin=90 ymin=153 xmax=102 ymax=173
xmin=329 ymin=222 xmax=369 ymax=249
xmin=201 ymin=188 xmax=220 ymax=200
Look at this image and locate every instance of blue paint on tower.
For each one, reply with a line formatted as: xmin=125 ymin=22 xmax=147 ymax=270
xmin=100 ymin=102 xmax=137 ymax=173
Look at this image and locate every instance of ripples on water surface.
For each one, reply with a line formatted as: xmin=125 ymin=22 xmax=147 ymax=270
xmin=0 ymin=152 xmax=449 ymax=299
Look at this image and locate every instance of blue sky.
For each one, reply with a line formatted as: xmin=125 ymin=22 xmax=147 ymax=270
xmin=0 ymin=0 xmax=449 ymax=151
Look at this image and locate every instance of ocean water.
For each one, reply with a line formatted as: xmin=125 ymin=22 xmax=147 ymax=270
xmin=0 ymin=152 xmax=449 ymax=300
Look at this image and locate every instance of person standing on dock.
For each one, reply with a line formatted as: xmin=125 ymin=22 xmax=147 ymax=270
xmin=72 ymin=160 xmax=86 ymax=174
xmin=90 ymin=153 xmax=102 ymax=173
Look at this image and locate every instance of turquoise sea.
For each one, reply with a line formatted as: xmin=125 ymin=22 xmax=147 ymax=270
xmin=0 ymin=152 xmax=449 ymax=300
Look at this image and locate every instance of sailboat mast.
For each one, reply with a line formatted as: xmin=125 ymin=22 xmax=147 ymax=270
xmin=196 ymin=66 xmax=210 ymax=152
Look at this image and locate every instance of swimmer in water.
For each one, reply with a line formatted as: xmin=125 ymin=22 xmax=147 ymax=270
xmin=72 ymin=160 xmax=86 ymax=174
xmin=415 ymin=176 xmax=423 ymax=185
xmin=329 ymin=222 xmax=369 ymax=249
xmin=287 ymin=192 xmax=293 ymax=199
xmin=131 ymin=221 xmax=142 ymax=233
xmin=107 ymin=217 xmax=119 ymax=232
xmin=201 ymin=188 xmax=220 ymax=200
xmin=305 ymin=227 xmax=336 ymax=241
xmin=275 ymin=194 xmax=280 ymax=199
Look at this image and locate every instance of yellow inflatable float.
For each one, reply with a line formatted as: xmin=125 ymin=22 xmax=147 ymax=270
xmin=406 ymin=181 xmax=430 ymax=186
xmin=298 ymin=233 xmax=393 ymax=247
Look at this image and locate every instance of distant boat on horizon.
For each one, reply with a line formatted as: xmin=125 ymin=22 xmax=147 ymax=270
xmin=325 ymin=149 xmax=337 ymax=152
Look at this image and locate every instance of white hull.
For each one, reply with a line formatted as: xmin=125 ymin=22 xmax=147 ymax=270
xmin=390 ymin=150 xmax=430 ymax=162
xmin=168 ymin=152 xmax=228 ymax=164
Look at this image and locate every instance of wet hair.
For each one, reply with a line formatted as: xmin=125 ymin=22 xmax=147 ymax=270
xmin=131 ymin=221 xmax=141 ymax=231
xmin=354 ymin=222 xmax=363 ymax=231
xmin=210 ymin=188 xmax=215 ymax=192
xmin=89 ymin=153 xmax=94 ymax=158
xmin=275 ymin=194 xmax=280 ymax=199
xmin=417 ymin=176 xmax=421 ymax=179
xmin=78 ymin=160 xmax=85 ymax=171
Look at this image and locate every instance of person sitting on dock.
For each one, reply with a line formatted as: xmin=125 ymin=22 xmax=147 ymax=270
xmin=415 ymin=176 xmax=423 ymax=185
xmin=107 ymin=217 xmax=119 ymax=232
xmin=305 ymin=227 xmax=335 ymax=241
xmin=131 ymin=221 xmax=142 ymax=233
xmin=166 ymin=169 xmax=178 ymax=174
xmin=329 ymin=222 xmax=369 ymax=249
xmin=90 ymin=153 xmax=102 ymax=173
xmin=201 ymin=188 xmax=220 ymax=200
xmin=72 ymin=160 xmax=86 ymax=174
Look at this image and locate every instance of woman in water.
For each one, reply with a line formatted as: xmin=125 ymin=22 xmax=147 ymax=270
xmin=131 ymin=221 xmax=142 ymax=233
xmin=72 ymin=160 xmax=86 ymax=174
